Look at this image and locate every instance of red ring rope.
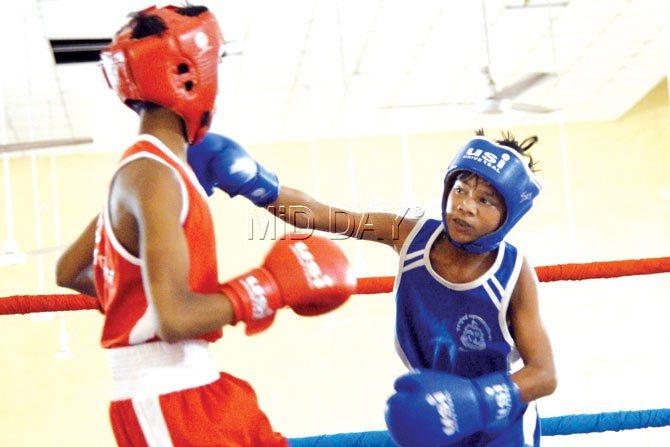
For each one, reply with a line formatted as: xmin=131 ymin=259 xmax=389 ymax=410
xmin=1 ymin=256 xmax=669 ymax=315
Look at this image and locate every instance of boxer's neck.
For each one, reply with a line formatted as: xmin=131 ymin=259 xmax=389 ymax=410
xmin=139 ymin=107 xmax=188 ymax=161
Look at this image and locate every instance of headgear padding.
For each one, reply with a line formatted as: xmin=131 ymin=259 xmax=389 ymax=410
xmin=100 ymin=5 xmax=224 ymax=144
xmin=442 ymin=137 xmax=541 ymax=254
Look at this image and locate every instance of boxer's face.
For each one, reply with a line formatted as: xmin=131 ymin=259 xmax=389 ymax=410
xmin=444 ymin=174 xmax=504 ymax=244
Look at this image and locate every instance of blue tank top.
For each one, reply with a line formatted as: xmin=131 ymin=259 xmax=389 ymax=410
xmin=394 ymin=218 xmax=541 ymax=446
xmin=394 ymin=217 xmax=524 ymax=378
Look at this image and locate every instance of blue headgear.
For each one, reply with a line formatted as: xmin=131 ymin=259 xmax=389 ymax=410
xmin=442 ymin=137 xmax=541 ymax=254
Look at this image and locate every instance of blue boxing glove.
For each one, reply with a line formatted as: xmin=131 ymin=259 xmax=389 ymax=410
xmin=385 ymin=370 xmax=526 ymax=447
xmin=187 ymin=133 xmax=280 ymax=206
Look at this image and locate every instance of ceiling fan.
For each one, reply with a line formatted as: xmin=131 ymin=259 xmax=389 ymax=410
xmin=383 ymin=0 xmax=558 ymax=114
xmin=476 ymin=67 xmax=557 ymax=113
xmin=0 ymin=239 xmax=67 ymax=267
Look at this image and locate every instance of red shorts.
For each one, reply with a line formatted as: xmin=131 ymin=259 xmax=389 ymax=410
xmin=107 ymin=341 xmax=287 ymax=447
xmin=109 ymin=372 xmax=286 ymax=447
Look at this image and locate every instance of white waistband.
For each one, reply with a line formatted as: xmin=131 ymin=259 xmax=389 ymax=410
xmin=107 ymin=340 xmax=219 ymax=401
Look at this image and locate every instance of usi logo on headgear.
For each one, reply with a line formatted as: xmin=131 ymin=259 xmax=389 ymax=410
xmin=464 ymin=148 xmax=510 ymax=174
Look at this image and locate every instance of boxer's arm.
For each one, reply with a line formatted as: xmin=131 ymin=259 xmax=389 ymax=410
xmin=56 ymin=216 xmax=98 ymax=296
xmin=509 ymin=256 xmax=557 ymax=402
xmin=187 ymin=133 xmax=417 ymax=250
xmin=269 ymin=186 xmax=416 ymax=251
xmin=119 ymin=159 xmax=235 ymax=342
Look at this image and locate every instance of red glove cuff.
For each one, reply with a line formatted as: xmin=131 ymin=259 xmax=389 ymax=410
xmin=219 ymin=268 xmax=282 ymax=335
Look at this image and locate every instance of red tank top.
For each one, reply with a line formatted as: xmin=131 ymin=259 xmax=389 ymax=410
xmin=93 ymin=135 xmax=222 ymax=348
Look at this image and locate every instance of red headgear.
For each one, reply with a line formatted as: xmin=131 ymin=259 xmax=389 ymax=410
xmin=100 ymin=5 xmax=224 ymax=144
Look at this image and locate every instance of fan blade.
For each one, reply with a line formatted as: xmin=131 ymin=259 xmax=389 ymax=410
xmin=492 ymin=72 xmax=556 ymax=100
xmin=380 ymin=101 xmax=473 ymax=110
xmin=25 ymin=245 xmax=67 ymax=256
xmin=221 ymin=40 xmax=244 ymax=58
xmin=0 ymin=252 xmax=27 ymax=267
xmin=510 ymin=102 xmax=557 ymax=114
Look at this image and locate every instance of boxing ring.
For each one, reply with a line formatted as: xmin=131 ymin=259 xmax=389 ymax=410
xmin=1 ymin=256 xmax=670 ymax=444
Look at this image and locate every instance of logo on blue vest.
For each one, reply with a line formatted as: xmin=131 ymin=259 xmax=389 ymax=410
xmin=456 ymin=314 xmax=492 ymax=351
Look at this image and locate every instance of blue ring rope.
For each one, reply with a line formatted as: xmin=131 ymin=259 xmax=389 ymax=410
xmin=289 ymin=408 xmax=670 ymax=446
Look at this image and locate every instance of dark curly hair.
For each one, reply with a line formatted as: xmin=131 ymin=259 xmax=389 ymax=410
xmin=118 ymin=5 xmax=210 ymax=39
xmin=475 ymin=128 xmax=539 ymax=172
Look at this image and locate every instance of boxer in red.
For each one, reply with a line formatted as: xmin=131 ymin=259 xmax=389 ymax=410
xmin=55 ymin=5 xmax=355 ymax=446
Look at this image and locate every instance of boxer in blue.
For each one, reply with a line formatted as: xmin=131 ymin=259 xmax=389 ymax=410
xmin=187 ymin=130 xmax=557 ymax=446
